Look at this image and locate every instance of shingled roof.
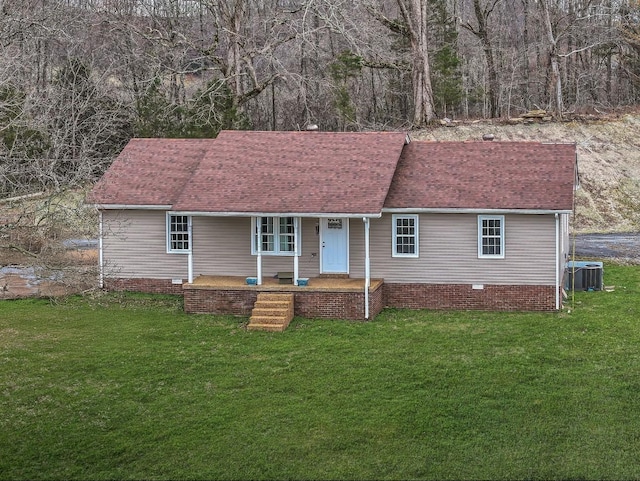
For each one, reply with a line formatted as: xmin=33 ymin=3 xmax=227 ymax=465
xmin=384 ymin=141 xmax=577 ymax=211
xmin=172 ymin=130 xmax=408 ymax=215
xmin=88 ymin=138 xmax=209 ymax=206
xmin=89 ymin=132 xmax=577 ymax=214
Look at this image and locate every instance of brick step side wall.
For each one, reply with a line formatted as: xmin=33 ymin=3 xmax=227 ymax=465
xmin=184 ymin=289 xmax=257 ymax=315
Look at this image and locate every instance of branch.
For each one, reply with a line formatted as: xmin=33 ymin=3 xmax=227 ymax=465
xmin=459 ymin=19 xmax=479 ymax=36
xmin=558 ymin=42 xmax=602 ymax=58
xmin=361 ymin=59 xmax=409 ymax=71
xmin=485 ymin=0 xmax=502 ymax=18
xmin=366 ymin=4 xmax=409 ymax=36
xmin=5 ymin=244 xmax=39 ymax=258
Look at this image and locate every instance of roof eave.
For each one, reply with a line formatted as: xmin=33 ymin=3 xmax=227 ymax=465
xmin=169 ymin=210 xmax=383 ymax=218
xmin=93 ymin=204 xmax=173 ymax=210
xmin=383 ymin=207 xmax=573 ymax=215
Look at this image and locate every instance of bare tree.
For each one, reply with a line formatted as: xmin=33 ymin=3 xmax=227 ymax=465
xmin=460 ymin=0 xmax=501 ymax=118
xmin=369 ymin=0 xmax=436 ymax=126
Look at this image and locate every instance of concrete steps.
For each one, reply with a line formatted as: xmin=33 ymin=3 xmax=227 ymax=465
xmin=247 ymin=293 xmax=294 ymax=332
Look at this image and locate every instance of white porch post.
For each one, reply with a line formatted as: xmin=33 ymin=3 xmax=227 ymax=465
xmin=187 ymin=216 xmax=193 ymax=283
xmin=363 ymin=217 xmax=371 ymax=319
xmin=294 ymin=217 xmax=300 ymax=285
xmin=257 ymin=217 xmax=263 ymax=285
xmin=98 ymin=210 xmax=104 ymax=289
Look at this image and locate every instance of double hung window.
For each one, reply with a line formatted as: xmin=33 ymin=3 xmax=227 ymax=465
xmin=478 ymin=215 xmax=504 ymax=258
xmin=167 ymin=214 xmax=191 ymax=253
xmin=392 ymin=215 xmax=419 ymax=257
xmin=252 ymin=217 xmax=300 ymax=255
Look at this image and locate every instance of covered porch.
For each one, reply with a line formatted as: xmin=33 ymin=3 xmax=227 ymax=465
xmin=183 ymin=275 xmax=385 ymax=321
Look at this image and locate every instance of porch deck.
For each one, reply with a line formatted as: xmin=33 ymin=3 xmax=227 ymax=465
xmin=183 ymin=276 xmax=386 ymax=320
xmin=186 ymin=275 xmax=384 ymax=292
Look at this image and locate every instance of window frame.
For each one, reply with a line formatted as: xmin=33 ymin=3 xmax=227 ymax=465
xmin=251 ymin=216 xmax=301 ymax=256
xmin=392 ymin=214 xmax=419 ymax=258
xmin=478 ymin=215 xmax=505 ymax=259
xmin=166 ymin=213 xmax=191 ymax=254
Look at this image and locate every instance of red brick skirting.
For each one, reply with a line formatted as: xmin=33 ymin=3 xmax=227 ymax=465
xmin=292 ymin=283 xmax=384 ymax=320
xmin=105 ymin=277 xmax=558 ymax=316
xmin=184 ymin=282 xmax=385 ymax=320
xmin=384 ymin=283 xmax=558 ymax=311
xmin=105 ymin=278 xmax=185 ymax=295
xmin=184 ymin=288 xmax=257 ymax=316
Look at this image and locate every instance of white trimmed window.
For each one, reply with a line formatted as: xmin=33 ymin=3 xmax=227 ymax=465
xmin=167 ymin=214 xmax=191 ymax=253
xmin=478 ymin=215 xmax=504 ymax=258
xmin=392 ymin=214 xmax=419 ymax=257
xmin=252 ymin=217 xmax=301 ymax=256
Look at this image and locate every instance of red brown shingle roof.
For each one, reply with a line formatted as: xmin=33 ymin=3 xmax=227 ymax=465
xmin=384 ymin=141 xmax=576 ymax=211
xmin=172 ymin=130 xmax=408 ymax=214
xmin=89 ymin=133 xmax=577 ymax=214
xmin=87 ymin=139 xmax=209 ymax=206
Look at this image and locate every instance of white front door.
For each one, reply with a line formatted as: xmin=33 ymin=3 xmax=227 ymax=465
xmin=321 ymin=218 xmax=349 ymax=273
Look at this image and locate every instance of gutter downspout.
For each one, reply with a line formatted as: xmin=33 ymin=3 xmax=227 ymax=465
xmin=187 ymin=216 xmax=193 ymax=284
xmin=294 ymin=217 xmax=300 ymax=285
xmin=555 ymin=213 xmax=560 ymax=310
xmin=98 ymin=210 xmax=104 ymax=289
xmin=257 ymin=217 xmax=263 ymax=285
xmin=364 ymin=217 xmax=371 ymax=320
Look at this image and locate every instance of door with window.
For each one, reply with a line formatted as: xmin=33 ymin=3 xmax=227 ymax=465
xmin=321 ymin=218 xmax=349 ymax=273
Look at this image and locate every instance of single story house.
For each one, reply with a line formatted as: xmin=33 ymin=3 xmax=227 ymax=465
xmin=88 ymin=130 xmax=578 ymax=320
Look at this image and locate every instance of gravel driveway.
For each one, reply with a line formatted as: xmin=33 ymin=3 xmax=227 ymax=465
xmin=573 ymin=233 xmax=640 ymax=262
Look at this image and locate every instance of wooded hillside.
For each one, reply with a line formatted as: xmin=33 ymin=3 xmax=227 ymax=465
xmin=2 ymin=0 xmax=640 ymax=198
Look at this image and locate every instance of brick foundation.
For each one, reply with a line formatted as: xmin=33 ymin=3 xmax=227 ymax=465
xmin=292 ymin=282 xmax=384 ymax=320
xmin=384 ymin=283 xmax=558 ymax=311
xmin=183 ymin=282 xmax=384 ymax=320
xmin=105 ymin=277 xmax=185 ymax=295
xmin=184 ymin=288 xmax=257 ymax=316
xmin=105 ymin=277 xmax=558 ymax=316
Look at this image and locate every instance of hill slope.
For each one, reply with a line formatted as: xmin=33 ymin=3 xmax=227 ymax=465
xmin=413 ymin=114 xmax=640 ymax=233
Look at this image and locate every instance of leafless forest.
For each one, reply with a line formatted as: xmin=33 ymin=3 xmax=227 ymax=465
xmin=1 ymin=0 xmax=640 ymax=195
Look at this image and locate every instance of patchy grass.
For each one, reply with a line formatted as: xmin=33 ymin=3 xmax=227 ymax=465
xmin=1 ymin=265 xmax=640 ymax=480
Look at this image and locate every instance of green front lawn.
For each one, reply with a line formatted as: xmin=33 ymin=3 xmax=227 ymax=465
xmin=1 ymin=265 xmax=640 ymax=480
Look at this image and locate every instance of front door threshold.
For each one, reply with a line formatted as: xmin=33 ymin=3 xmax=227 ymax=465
xmin=319 ymin=273 xmax=350 ymax=278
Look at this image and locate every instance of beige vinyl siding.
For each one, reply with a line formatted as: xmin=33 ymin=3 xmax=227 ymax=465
xmin=349 ymin=219 xmax=365 ymax=277
xmin=102 ymin=210 xmax=188 ymax=279
xmin=369 ymin=213 xmax=557 ymax=285
xmin=559 ymin=213 xmax=571 ymax=285
xmin=192 ymin=217 xmax=322 ymax=278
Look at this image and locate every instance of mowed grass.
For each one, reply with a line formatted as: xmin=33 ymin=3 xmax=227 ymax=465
xmin=1 ymin=265 xmax=640 ymax=480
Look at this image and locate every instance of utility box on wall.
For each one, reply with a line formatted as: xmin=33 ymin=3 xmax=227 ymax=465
xmin=565 ymin=261 xmax=604 ymax=291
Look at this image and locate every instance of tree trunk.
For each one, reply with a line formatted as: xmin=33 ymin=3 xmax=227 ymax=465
xmin=462 ymin=0 xmax=501 ymax=118
xmin=540 ymin=0 xmax=563 ymax=118
xmin=397 ymin=0 xmax=436 ymax=126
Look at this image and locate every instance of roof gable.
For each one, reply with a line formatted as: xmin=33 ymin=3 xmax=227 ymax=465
xmin=384 ymin=141 xmax=577 ymax=211
xmin=171 ymin=130 xmax=408 ymax=215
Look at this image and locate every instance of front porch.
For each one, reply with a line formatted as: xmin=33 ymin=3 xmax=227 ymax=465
xmin=183 ymin=275 xmax=385 ymax=320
